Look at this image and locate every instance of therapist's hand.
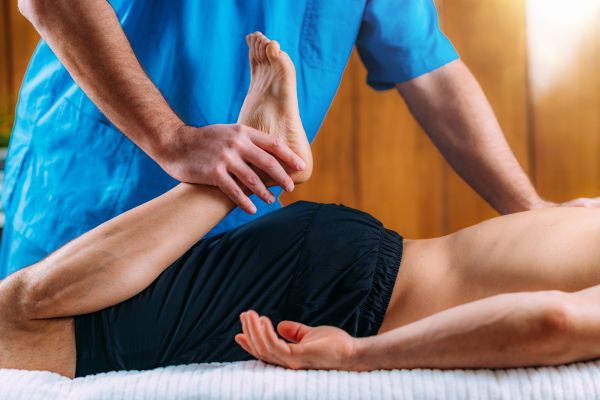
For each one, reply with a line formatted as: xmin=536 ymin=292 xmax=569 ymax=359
xmin=17 ymin=2 xmax=303 ymax=215
xmin=158 ymin=124 xmax=306 ymax=214
xmin=538 ymin=197 xmax=600 ymax=209
xmin=559 ymin=197 xmax=600 ymax=208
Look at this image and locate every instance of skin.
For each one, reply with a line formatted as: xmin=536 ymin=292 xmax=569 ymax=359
xmin=2 ymin=33 xmax=600 ymax=378
xmin=0 ymin=33 xmax=310 ymax=377
xmin=18 ymin=0 xmax=600 ymax=215
xmin=237 ymin=207 xmax=600 ymax=371
xmin=17 ymin=0 xmax=304 ymax=214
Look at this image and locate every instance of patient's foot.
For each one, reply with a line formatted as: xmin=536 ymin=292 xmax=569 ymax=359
xmin=238 ymin=32 xmax=313 ymax=184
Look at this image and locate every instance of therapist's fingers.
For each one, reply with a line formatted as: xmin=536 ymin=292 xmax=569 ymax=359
xmin=228 ymin=159 xmax=275 ymax=204
xmin=561 ymin=197 xmax=600 ymax=208
xmin=248 ymin=129 xmax=306 ymax=173
xmin=215 ymin=170 xmax=257 ymax=214
xmin=243 ymin=143 xmax=295 ymax=193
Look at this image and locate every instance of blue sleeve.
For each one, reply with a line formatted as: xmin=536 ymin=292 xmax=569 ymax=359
xmin=356 ymin=0 xmax=459 ymax=90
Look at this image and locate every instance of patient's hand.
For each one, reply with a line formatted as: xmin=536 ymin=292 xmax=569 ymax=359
xmin=235 ymin=310 xmax=357 ymax=371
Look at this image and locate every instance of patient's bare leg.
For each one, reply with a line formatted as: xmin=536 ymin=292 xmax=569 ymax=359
xmin=0 ymin=32 xmax=313 ymax=378
xmin=239 ymin=32 xmax=313 ymax=183
xmin=382 ymin=207 xmax=600 ymax=330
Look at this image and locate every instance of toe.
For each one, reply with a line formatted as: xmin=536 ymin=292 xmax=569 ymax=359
xmin=247 ymin=33 xmax=258 ymax=65
xmin=253 ymin=33 xmax=262 ymax=63
xmin=258 ymin=36 xmax=270 ymax=63
xmin=266 ymin=40 xmax=281 ymax=64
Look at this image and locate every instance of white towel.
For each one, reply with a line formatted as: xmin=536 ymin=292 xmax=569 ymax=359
xmin=2 ymin=360 xmax=600 ymax=400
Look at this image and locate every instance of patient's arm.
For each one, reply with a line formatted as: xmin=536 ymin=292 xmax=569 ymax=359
xmin=236 ymin=287 xmax=600 ymax=370
xmin=1 ymin=184 xmax=233 ymax=320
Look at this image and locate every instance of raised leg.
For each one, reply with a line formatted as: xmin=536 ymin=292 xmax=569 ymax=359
xmin=0 ymin=32 xmax=312 ymax=377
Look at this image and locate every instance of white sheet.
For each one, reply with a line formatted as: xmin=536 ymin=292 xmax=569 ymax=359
xmin=2 ymin=360 xmax=600 ymax=400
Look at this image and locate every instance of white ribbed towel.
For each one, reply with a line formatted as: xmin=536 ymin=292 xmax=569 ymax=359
xmin=2 ymin=360 xmax=600 ymax=400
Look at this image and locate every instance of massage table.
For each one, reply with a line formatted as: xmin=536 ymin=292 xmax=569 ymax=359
xmin=2 ymin=360 xmax=600 ymax=399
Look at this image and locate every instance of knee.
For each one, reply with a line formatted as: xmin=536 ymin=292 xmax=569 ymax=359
xmin=0 ymin=270 xmax=37 ymax=326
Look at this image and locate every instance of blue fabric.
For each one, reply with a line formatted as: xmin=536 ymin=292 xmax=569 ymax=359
xmin=0 ymin=0 xmax=457 ymax=277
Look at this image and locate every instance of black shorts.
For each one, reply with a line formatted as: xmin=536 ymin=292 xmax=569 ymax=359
xmin=74 ymin=201 xmax=403 ymax=376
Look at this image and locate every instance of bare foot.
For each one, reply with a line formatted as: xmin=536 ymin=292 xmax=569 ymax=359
xmin=238 ymin=32 xmax=313 ymax=184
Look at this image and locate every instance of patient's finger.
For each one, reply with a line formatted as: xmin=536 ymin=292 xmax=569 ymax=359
xmin=248 ymin=312 xmax=270 ymax=357
xmin=258 ymin=317 xmax=288 ymax=364
xmin=262 ymin=317 xmax=292 ymax=356
xmin=241 ymin=312 xmax=260 ymax=356
xmin=234 ymin=334 xmax=254 ymax=356
xmin=260 ymin=317 xmax=293 ymax=367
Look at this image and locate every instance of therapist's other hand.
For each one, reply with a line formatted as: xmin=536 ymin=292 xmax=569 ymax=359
xmin=235 ymin=310 xmax=357 ymax=371
xmin=158 ymin=124 xmax=306 ymax=214
xmin=532 ymin=197 xmax=600 ymax=209
xmin=559 ymin=197 xmax=600 ymax=208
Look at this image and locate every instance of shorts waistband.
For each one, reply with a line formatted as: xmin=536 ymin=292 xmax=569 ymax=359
xmin=358 ymin=228 xmax=403 ymax=337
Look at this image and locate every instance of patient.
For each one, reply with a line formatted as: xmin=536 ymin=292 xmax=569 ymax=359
xmin=2 ymin=32 xmax=600 ymax=378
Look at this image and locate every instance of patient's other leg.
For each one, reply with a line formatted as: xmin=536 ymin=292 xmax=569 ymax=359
xmin=0 ymin=33 xmax=314 ymax=378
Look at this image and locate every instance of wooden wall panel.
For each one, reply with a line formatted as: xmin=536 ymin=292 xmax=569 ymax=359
xmin=281 ymin=52 xmax=361 ymax=208
xmin=0 ymin=3 xmax=38 ymax=143
xmin=355 ymin=60 xmax=446 ymax=239
xmin=283 ymin=52 xmax=447 ymax=239
xmin=527 ymin=0 xmax=600 ymax=202
xmin=0 ymin=1 xmax=12 ymax=140
xmin=441 ymin=0 xmax=530 ymax=231
xmin=7 ymin=2 xmax=39 ymax=102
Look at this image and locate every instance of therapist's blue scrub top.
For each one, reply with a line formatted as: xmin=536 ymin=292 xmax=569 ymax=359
xmin=0 ymin=0 xmax=458 ymax=276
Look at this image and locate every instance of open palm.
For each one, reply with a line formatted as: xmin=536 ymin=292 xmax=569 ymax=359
xmin=235 ymin=310 xmax=358 ymax=370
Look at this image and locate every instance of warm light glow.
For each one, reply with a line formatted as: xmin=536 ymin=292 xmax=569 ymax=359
xmin=527 ymin=0 xmax=600 ymax=96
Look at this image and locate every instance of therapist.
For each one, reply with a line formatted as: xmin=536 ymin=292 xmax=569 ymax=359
xmin=2 ymin=0 xmax=599 ymax=278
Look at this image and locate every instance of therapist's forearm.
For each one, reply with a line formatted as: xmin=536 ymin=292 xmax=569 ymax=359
xmin=397 ymin=60 xmax=546 ymax=214
xmin=18 ymin=0 xmax=182 ymax=156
